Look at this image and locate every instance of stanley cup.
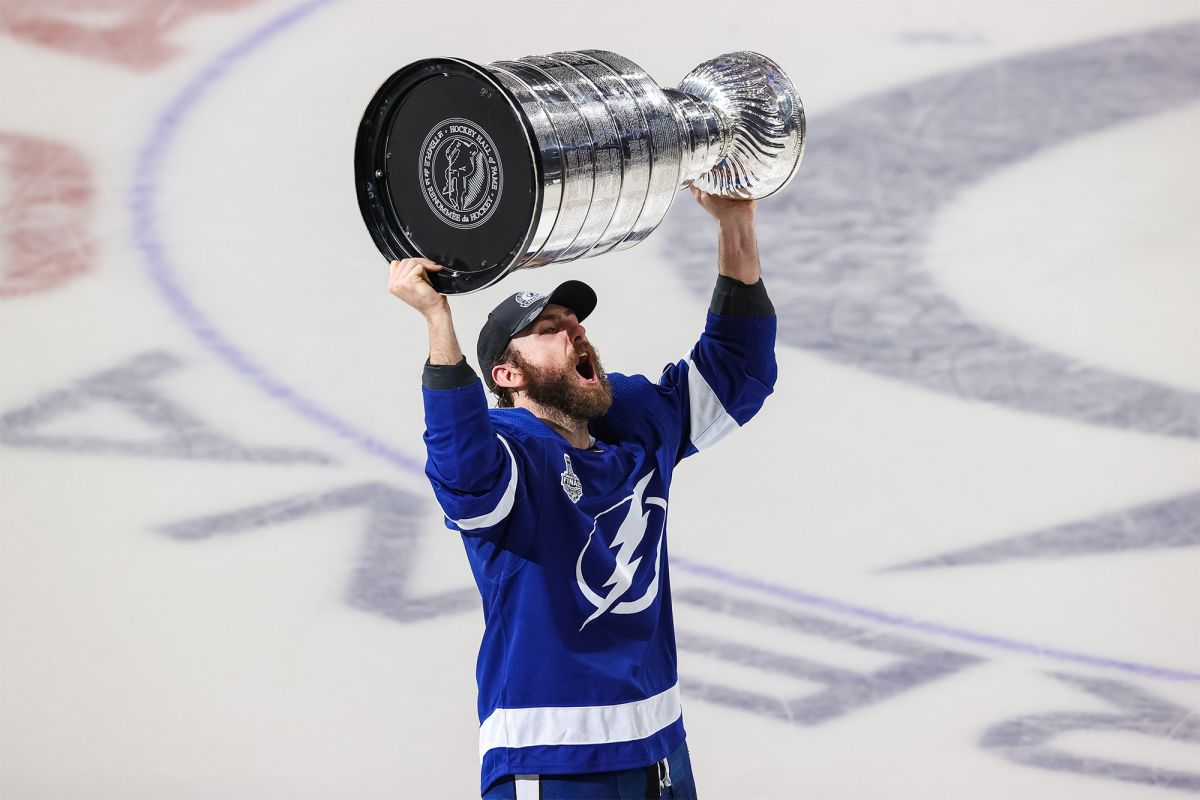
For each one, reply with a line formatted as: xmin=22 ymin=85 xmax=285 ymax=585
xmin=355 ymin=50 xmax=805 ymax=294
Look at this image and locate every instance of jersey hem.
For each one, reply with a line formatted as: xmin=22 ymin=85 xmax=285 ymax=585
xmin=479 ymin=718 xmax=686 ymax=795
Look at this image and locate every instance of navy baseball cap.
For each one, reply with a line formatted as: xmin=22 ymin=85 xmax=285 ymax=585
xmin=477 ymin=280 xmax=598 ymax=391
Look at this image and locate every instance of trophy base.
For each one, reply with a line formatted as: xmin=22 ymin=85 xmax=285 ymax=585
xmin=355 ymin=58 xmax=543 ymax=294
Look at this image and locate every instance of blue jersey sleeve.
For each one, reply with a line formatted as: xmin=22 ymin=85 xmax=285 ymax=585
xmin=658 ymin=310 xmax=777 ymax=462
xmin=422 ymin=378 xmax=519 ymax=537
xmin=594 ymin=278 xmax=777 ymax=463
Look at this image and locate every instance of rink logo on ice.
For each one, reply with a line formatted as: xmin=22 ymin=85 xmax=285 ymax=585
xmin=575 ymin=471 xmax=667 ymax=630
xmin=419 ymin=117 xmax=503 ymax=230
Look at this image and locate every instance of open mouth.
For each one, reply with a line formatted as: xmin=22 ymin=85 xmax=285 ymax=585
xmin=574 ymin=352 xmax=597 ymax=384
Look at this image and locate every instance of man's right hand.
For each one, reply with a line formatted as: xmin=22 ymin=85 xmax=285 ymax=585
xmin=388 ymin=258 xmax=449 ymax=318
xmin=388 ymin=258 xmax=464 ymax=365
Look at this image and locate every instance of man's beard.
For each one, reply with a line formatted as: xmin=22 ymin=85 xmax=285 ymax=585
xmin=512 ymin=344 xmax=613 ymax=420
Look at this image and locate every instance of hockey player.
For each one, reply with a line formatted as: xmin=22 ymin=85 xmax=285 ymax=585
xmin=388 ymin=187 xmax=777 ymax=799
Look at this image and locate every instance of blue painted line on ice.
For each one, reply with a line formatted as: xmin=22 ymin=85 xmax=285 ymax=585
xmin=672 ymin=557 xmax=1200 ymax=682
xmin=127 ymin=0 xmax=1200 ymax=683
xmin=129 ymin=0 xmax=423 ymax=474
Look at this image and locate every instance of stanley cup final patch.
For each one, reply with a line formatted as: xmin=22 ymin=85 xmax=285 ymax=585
xmin=560 ymin=453 xmax=583 ymax=503
xmin=418 ymin=117 xmax=503 ymax=230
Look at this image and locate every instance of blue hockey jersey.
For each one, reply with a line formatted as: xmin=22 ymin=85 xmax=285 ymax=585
xmin=422 ymin=302 xmax=776 ymax=794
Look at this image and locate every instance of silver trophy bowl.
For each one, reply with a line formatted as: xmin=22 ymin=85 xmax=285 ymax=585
xmin=355 ymin=50 xmax=804 ymax=294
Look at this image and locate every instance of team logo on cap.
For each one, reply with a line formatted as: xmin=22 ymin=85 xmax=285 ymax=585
xmin=515 ymin=291 xmax=545 ymax=308
xmin=419 ymin=118 xmax=503 ymax=230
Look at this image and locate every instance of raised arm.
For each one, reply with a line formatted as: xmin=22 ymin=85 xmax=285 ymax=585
xmin=388 ymin=258 xmax=464 ymax=364
xmin=388 ymin=258 xmax=516 ymax=536
xmin=640 ymin=189 xmax=776 ymax=463
xmin=690 ymin=185 xmax=760 ymax=285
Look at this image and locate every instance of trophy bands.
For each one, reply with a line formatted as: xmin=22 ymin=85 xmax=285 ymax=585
xmin=355 ymin=50 xmax=805 ymax=294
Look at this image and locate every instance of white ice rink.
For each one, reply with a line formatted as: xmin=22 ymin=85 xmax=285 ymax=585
xmin=1 ymin=0 xmax=1198 ymax=797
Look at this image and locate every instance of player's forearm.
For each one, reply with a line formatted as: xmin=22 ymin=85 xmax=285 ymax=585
xmin=716 ymin=216 xmax=761 ymax=285
xmin=425 ymin=306 xmax=465 ymax=365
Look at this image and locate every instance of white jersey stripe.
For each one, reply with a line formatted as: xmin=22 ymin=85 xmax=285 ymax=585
xmin=449 ymin=434 xmax=518 ymax=531
xmin=685 ymin=357 xmax=739 ymax=450
xmin=479 ymin=682 xmax=682 ymax=762
xmin=514 ymin=776 xmax=539 ymax=800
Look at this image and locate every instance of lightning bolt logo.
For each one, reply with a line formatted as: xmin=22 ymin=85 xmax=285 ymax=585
xmin=575 ymin=471 xmax=667 ymax=630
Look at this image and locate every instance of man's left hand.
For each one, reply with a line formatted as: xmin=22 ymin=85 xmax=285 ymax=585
xmin=690 ymin=185 xmax=757 ymax=223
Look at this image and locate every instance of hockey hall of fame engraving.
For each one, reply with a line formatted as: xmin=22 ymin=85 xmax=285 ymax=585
xmin=419 ymin=117 xmax=504 ymax=230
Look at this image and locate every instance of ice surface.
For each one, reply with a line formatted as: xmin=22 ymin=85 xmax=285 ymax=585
xmin=2 ymin=1 xmax=1198 ymax=797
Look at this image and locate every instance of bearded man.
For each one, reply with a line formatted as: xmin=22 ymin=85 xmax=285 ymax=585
xmin=389 ymin=188 xmax=777 ymax=799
